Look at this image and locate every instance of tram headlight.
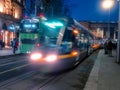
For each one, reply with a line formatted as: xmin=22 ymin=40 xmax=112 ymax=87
xmin=45 ymin=54 xmax=57 ymax=62
xmin=30 ymin=53 xmax=42 ymax=61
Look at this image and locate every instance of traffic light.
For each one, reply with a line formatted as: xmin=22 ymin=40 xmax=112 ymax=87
xmin=38 ymin=13 xmax=47 ymax=20
xmin=38 ymin=13 xmax=44 ymax=18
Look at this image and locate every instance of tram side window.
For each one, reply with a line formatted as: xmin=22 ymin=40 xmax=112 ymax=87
xmin=62 ymin=29 xmax=75 ymax=42
xmin=61 ymin=28 xmax=77 ymax=53
xmin=79 ymin=33 xmax=88 ymax=50
xmin=88 ymin=36 xmax=94 ymax=47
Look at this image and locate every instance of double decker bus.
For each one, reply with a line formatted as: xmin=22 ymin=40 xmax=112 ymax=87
xmin=18 ymin=17 xmax=43 ymax=53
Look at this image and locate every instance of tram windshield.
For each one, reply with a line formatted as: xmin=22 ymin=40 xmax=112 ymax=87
xmin=40 ymin=26 xmax=62 ymax=45
xmin=40 ymin=20 xmax=64 ymax=45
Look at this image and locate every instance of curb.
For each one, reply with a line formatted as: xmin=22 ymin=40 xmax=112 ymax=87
xmin=0 ymin=53 xmax=24 ymax=59
xmin=83 ymin=50 xmax=102 ymax=90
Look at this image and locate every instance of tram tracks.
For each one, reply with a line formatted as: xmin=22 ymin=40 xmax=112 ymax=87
xmin=0 ymin=68 xmax=65 ymax=90
xmin=0 ymin=55 xmax=28 ymax=65
xmin=0 ymin=56 xmax=30 ymax=73
xmin=0 ymin=55 xmax=67 ymax=90
xmin=0 ymin=50 xmax=99 ymax=90
xmin=0 ymin=71 xmax=36 ymax=87
xmin=0 ymin=63 xmax=31 ymax=75
xmin=0 ymin=54 xmax=59 ymax=90
xmin=0 ymin=55 xmax=33 ymax=82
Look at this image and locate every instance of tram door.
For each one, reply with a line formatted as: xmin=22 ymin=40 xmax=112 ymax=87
xmin=79 ymin=32 xmax=88 ymax=57
xmin=60 ymin=27 xmax=80 ymax=54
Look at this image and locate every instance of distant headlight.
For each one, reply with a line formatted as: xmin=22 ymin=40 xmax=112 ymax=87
xmin=45 ymin=54 xmax=57 ymax=62
xmin=30 ymin=53 xmax=42 ymax=61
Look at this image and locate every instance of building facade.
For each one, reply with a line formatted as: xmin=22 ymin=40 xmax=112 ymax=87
xmin=25 ymin=0 xmax=62 ymax=17
xmin=0 ymin=0 xmax=24 ymax=47
xmin=80 ymin=21 xmax=118 ymax=40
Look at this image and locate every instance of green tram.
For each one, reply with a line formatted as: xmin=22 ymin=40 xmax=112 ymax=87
xmin=18 ymin=17 xmax=43 ymax=53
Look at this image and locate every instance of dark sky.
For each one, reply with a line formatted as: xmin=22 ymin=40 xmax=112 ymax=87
xmin=63 ymin=0 xmax=118 ymax=21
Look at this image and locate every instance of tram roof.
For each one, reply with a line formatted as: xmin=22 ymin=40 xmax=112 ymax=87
xmin=73 ymin=19 xmax=94 ymax=37
xmin=44 ymin=17 xmax=94 ymax=36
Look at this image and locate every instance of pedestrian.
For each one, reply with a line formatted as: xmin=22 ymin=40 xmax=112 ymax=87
xmin=0 ymin=40 xmax=4 ymax=49
xmin=107 ymin=39 xmax=113 ymax=57
xmin=12 ymin=38 xmax=18 ymax=54
xmin=104 ymin=40 xmax=108 ymax=54
xmin=0 ymin=40 xmax=3 ymax=49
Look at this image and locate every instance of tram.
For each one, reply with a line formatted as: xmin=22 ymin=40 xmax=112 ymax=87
xmin=28 ymin=17 xmax=96 ymax=70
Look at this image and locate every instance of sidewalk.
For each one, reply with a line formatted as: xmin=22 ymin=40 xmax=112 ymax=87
xmin=84 ymin=49 xmax=120 ymax=90
xmin=0 ymin=48 xmax=19 ymax=56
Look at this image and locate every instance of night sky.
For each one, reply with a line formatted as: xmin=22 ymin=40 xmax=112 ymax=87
xmin=25 ymin=0 xmax=119 ymax=22
xmin=63 ymin=0 xmax=119 ymax=21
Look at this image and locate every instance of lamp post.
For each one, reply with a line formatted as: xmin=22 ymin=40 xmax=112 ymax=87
xmin=35 ymin=0 xmax=44 ymax=16
xmin=117 ymin=0 xmax=120 ymax=63
xmin=101 ymin=0 xmax=114 ymax=38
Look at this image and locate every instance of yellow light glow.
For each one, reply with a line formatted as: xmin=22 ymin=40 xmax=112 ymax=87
xmin=71 ymin=51 xmax=79 ymax=56
xmin=0 ymin=5 xmax=3 ymax=12
xmin=15 ymin=13 xmax=18 ymax=18
xmin=5 ymin=31 xmax=9 ymax=46
xmin=73 ymin=30 xmax=79 ymax=34
xmin=101 ymin=0 xmax=114 ymax=9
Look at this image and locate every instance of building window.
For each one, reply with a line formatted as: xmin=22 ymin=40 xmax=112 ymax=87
xmin=4 ymin=0 xmax=11 ymax=15
xmin=11 ymin=3 xmax=15 ymax=17
xmin=0 ymin=2 xmax=4 ymax=12
xmin=17 ymin=0 xmax=21 ymax=3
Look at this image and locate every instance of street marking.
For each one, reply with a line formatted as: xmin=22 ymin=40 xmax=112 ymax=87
xmin=0 ymin=60 xmax=27 ymax=67
xmin=0 ymin=63 xmax=31 ymax=75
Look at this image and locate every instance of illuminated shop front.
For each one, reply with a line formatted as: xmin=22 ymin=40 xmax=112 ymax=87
xmin=0 ymin=0 xmax=22 ymax=47
xmin=0 ymin=24 xmax=15 ymax=47
xmin=0 ymin=19 xmax=18 ymax=47
xmin=1 ymin=30 xmax=14 ymax=46
xmin=91 ymin=28 xmax=104 ymax=39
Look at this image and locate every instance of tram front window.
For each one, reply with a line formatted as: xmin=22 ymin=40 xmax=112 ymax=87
xmin=40 ymin=26 xmax=62 ymax=45
xmin=19 ymin=23 xmax=39 ymax=33
xmin=21 ymin=39 xmax=37 ymax=44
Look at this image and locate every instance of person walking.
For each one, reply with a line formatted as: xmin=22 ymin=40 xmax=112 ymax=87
xmin=107 ymin=39 xmax=113 ymax=57
xmin=104 ymin=40 xmax=108 ymax=54
xmin=12 ymin=38 xmax=18 ymax=54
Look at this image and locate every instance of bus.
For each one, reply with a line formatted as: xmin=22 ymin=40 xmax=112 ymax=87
xmin=18 ymin=17 xmax=44 ymax=53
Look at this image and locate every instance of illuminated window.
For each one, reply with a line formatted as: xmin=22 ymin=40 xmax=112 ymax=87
xmin=4 ymin=0 xmax=11 ymax=14
xmin=17 ymin=0 xmax=21 ymax=3
xmin=11 ymin=3 xmax=15 ymax=17
xmin=0 ymin=3 xmax=4 ymax=12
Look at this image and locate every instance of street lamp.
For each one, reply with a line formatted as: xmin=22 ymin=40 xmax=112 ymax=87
xmin=35 ymin=0 xmax=44 ymax=16
xmin=101 ymin=0 xmax=114 ymax=38
xmin=117 ymin=0 xmax=120 ymax=63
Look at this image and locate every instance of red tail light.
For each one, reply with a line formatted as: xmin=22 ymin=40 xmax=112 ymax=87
xmin=36 ymin=43 xmax=40 ymax=47
xmin=17 ymin=42 xmax=20 ymax=46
